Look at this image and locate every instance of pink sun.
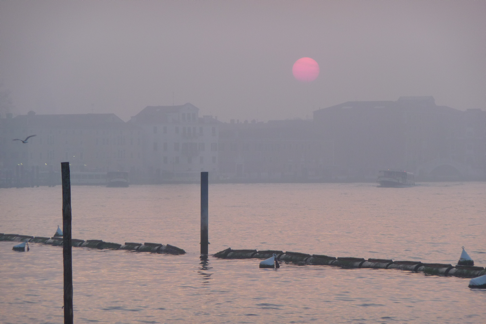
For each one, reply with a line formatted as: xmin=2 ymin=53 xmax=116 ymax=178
xmin=292 ymin=57 xmax=319 ymax=82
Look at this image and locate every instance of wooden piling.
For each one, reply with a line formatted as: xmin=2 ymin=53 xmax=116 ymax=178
xmin=61 ymin=162 xmax=73 ymax=324
xmin=200 ymin=172 xmax=209 ymax=256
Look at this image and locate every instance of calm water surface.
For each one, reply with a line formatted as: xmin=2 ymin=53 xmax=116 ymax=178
xmin=1 ymin=182 xmax=485 ymax=323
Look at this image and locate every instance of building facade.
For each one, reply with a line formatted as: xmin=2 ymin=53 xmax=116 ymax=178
xmin=1 ymin=98 xmax=484 ymax=186
xmin=312 ymin=96 xmax=485 ymax=181
xmin=129 ymin=103 xmax=220 ymax=183
xmin=0 ymin=112 xmax=143 ymax=186
xmin=218 ymin=119 xmax=332 ymax=182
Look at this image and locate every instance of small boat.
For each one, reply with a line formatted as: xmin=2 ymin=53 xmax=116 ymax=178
xmin=71 ymin=171 xmax=107 ymax=185
xmin=259 ymin=254 xmax=280 ymax=269
xmin=377 ymin=170 xmax=415 ymax=187
xmin=54 ymin=225 xmax=63 ymax=237
xmin=458 ymin=246 xmax=474 ymax=266
xmin=107 ymin=171 xmax=129 ymax=187
xmin=13 ymin=241 xmax=30 ymax=252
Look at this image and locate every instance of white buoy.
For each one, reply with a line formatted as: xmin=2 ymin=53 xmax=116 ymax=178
xmin=54 ymin=225 xmax=63 ymax=237
xmin=469 ymin=274 xmax=486 ymax=289
xmin=259 ymin=253 xmax=280 ymax=269
xmin=12 ymin=241 xmax=30 ymax=252
xmin=458 ymin=246 xmax=474 ymax=266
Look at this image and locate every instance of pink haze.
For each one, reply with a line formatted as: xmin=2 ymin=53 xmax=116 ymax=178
xmin=292 ymin=57 xmax=319 ymax=82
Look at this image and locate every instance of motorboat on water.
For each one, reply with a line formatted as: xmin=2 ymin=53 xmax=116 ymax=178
xmin=106 ymin=171 xmax=129 ymax=187
xmin=377 ymin=170 xmax=415 ymax=187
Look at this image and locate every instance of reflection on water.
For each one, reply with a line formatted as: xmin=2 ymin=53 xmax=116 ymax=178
xmin=199 ymin=256 xmax=212 ymax=285
xmin=1 ymin=182 xmax=486 ymax=323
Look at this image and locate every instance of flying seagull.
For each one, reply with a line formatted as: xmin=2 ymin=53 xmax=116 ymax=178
xmin=13 ymin=135 xmax=36 ymax=143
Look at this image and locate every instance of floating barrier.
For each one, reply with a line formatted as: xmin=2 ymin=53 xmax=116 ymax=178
xmin=416 ymin=263 xmax=453 ymax=276
xmin=45 ymin=237 xmax=63 ymax=246
xmin=253 ymin=250 xmax=284 ymax=259
xmin=387 ymin=261 xmax=422 ymax=271
xmin=120 ymin=242 xmax=142 ymax=251
xmin=138 ymin=243 xmax=162 ymax=252
xmin=31 ymin=236 xmax=50 ymax=243
xmin=213 ymin=248 xmax=486 ymax=279
xmin=214 ymin=249 xmax=258 ymax=259
xmin=14 ymin=235 xmax=34 ymax=242
xmin=334 ymin=257 xmax=366 ymax=268
xmin=307 ymin=254 xmax=336 ymax=265
xmin=448 ymin=266 xmax=485 ymax=278
xmin=227 ymin=249 xmax=257 ymax=258
xmin=72 ymin=239 xmax=85 ymax=247
xmin=81 ymin=239 xmax=103 ymax=248
xmin=1 ymin=234 xmax=19 ymax=241
xmin=279 ymin=252 xmax=311 ymax=265
xmin=1 ymin=233 xmax=185 ymax=255
xmin=361 ymin=258 xmax=393 ymax=269
xmin=160 ymin=244 xmax=186 ymax=255
xmin=98 ymin=241 xmax=122 ymax=250
xmin=213 ymin=248 xmax=232 ymax=258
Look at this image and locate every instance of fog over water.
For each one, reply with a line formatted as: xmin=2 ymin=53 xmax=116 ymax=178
xmin=2 ymin=3 xmax=486 ymax=322
xmin=1 ymin=183 xmax=486 ymax=323
xmin=1 ymin=0 xmax=485 ymax=121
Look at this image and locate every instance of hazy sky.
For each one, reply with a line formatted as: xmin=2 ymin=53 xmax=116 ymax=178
xmin=1 ymin=0 xmax=485 ymax=121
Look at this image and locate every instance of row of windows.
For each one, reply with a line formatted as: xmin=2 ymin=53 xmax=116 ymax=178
xmin=153 ymin=142 xmax=218 ymax=152
xmin=5 ymin=136 xmax=142 ymax=146
xmin=96 ymin=138 xmax=142 ymax=145
xmin=153 ymin=125 xmax=217 ymax=136
xmin=181 ymin=112 xmax=197 ymax=122
xmin=218 ymin=142 xmax=328 ymax=152
xmin=10 ymin=151 xmax=56 ymax=160
xmin=159 ymin=156 xmax=217 ymax=164
xmin=95 ymin=151 xmax=141 ymax=159
xmin=14 ymin=151 xmax=143 ymax=161
xmin=7 ymin=129 xmax=141 ymax=136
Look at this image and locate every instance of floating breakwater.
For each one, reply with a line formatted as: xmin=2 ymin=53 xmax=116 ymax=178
xmin=214 ymin=248 xmax=485 ymax=279
xmin=0 ymin=233 xmax=185 ymax=255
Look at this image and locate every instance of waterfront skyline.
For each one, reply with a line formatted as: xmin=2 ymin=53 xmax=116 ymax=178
xmin=1 ymin=0 xmax=485 ymax=122
xmin=2 ymin=96 xmax=485 ymax=186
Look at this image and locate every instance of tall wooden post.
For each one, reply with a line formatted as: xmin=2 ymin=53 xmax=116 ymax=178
xmin=61 ymin=162 xmax=73 ymax=324
xmin=200 ymin=172 xmax=209 ymax=255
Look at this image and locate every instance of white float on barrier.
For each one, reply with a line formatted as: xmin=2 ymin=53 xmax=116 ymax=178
xmin=13 ymin=241 xmax=29 ymax=252
xmin=54 ymin=225 xmax=63 ymax=237
xmin=469 ymin=274 xmax=486 ymax=288
xmin=259 ymin=254 xmax=280 ymax=269
xmin=458 ymin=246 xmax=474 ymax=266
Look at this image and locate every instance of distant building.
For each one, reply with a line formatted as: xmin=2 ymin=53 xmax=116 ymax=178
xmin=1 ymin=97 xmax=484 ymax=186
xmin=218 ymin=119 xmax=331 ymax=182
xmin=0 ymin=112 xmax=142 ymax=186
xmin=217 ymin=96 xmax=485 ymax=182
xmin=129 ymin=103 xmax=220 ymax=183
xmin=313 ymin=97 xmax=486 ymax=181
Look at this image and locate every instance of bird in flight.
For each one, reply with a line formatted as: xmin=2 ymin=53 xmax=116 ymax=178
xmin=13 ymin=135 xmax=36 ymax=143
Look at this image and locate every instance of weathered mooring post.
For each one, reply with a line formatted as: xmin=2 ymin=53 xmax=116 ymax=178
xmin=61 ymin=162 xmax=73 ymax=324
xmin=201 ymin=172 xmax=209 ymax=256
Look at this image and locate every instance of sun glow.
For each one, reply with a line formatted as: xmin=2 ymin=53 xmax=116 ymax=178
xmin=292 ymin=57 xmax=319 ymax=82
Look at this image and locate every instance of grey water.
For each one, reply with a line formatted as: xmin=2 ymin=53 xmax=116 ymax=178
xmin=1 ymin=182 xmax=486 ymax=323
